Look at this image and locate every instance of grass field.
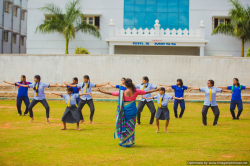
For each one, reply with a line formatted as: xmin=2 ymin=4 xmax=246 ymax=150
xmin=0 ymin=100 xmax=249 ymax=166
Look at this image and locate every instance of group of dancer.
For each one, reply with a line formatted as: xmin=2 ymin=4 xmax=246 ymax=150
xmin=1 ymin=75 xmax=249 ymax=147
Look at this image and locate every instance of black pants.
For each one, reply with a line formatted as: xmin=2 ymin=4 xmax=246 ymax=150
xmin=16 ymin=97 xmax=30 ymax=115
xmin=230 ymin=100 xmax=243 ymax=119
xmin=28 ymin=99 xmax=50 ymax=118
xmin=202 ymin=105 xmax=220 ymax=125
xmin=137 ymin=100 xmax=156 ymax=124
xmin=78 ymin=99 xmax=95 ymax=121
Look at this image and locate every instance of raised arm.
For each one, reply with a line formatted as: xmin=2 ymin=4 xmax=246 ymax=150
xmin=3 ymin=80 xmax=15 ymax=86
xmin=15 ymin=82 xmax=29 ymax=87
xmin=64 ymin=82 xmax=77 ymax=87
xmin=107 ymin=82 xmax=116 ymax=88
xmin=96 ymin=82 xmax=109 ymax=87
xmin=97 ymin=88 xmax=112 ymax=95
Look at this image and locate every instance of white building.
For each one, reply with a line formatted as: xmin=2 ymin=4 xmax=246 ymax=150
xmin=27 ymin=0 xmax=250 ymax=57
xmin=0 ymin=0 xmax=27 ymax=54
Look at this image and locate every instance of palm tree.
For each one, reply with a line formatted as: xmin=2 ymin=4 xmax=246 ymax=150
xmin=212 ymin=0 xmax=250 ymax=57
xmin=36 ymin=0 xmax=101 ymax=54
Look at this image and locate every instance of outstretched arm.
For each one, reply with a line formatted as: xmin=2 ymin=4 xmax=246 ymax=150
xmin=64 ymin=82 xmax=77 ymax=87
xmin=189 ymin=88 xmax=200 ymax=92
xmin=173 ymin=97 xmax=184 ymax=100
xmin=50 ymin=92 xmax=62 ymax=96
xmin=15 ymin=82 xmax=29 ymax=87
xmin=49 ymin=83 xmax=60 ymax=87
xmin=3 ymin=80 xmax=15 ymax=86
xmin=79 ymin=92 xmax=92 ymax=96
xmin=245 ymin=87 xmax=250 ymax=89
xmin=143 ymin=97 xmax=154 ymax=100
xmin=146 ymin=89 xmax=159 ymax=94
xmin=222 ymin=90 xmax=232 ymax=93
xmin=96 ymin=82 xmax=109 ymax=87
xmin=97 ymin=88 xmax=112 ymax=95
xmin=107 ymin=82 xmax=116 ymax=88
xmin=217 ymin=86 xmax=228 ymax=89
xmin=159 ymin=84 xmax=171 ymax=87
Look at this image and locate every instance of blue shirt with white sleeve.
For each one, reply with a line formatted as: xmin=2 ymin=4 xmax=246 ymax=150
xmin=28 ymin=82 xmax=50 ymax=100
xmin=199 ymin=87 xmax=222 ymax=106
xmin=136 ymin=83 xmax=157 ymax=102
xmin=77 ymin=82 xmax=96 ymax=100
xmin=61 ymin=94 xmax=79 ymax=105
xmin=153 ymin=94 xmax=173 ymax=107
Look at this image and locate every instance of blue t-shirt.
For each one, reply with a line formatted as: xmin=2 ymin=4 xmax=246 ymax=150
xmin=67 ymin=85 xmax=80 ymax=94
xmin=15 ymin=82 xmax=32 ymax=97
xmin=116 ymin=85 xmax=127 ymax=90
xmin=171 ymin=85 xmax=188 ymax=98
xmin=227 ymin=85 xmax=246 ymax=101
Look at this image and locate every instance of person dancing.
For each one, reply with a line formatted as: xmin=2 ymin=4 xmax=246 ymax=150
xmin=2 ymin=75 xmax=32 ymax=116
xmin=218 ymin=78 xmax=250 ymax=120
xmin=189 ymin=80 xmax=231 ymax=126
xmin=97 ymin=78 xmax=157 ymax=147
xmin=108 ymin=77 xmax=127 ymax=90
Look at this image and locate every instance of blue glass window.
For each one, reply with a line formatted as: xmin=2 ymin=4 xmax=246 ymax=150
xmin=124 ymin=0 xmax=189 ymax=30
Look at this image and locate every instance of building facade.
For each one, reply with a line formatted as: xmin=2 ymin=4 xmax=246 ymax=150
xmin=27 ymin=0 xmax=250 ymax=57
xmin=0 ymin=0 xmax=27 ymax=54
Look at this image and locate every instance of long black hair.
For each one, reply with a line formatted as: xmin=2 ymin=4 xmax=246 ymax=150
xmin=159 ymin=87 xmax=165 ymax=101
xmin=73 ymin=77 xmax=78 ymax=84
xmin=208 ymin=79 xmax=214 ymax=87
xmin=233 ymin=78 xmax=240 ymax=86
xmin=125 ymin=78 xmax=136 ymax=93
xmin=67 ymin=87 xmax=74 ymax=94
xmin=177 ymin=79 xmax=183 ymax=86
xmin=82 ymin=75 xmax=90 ymax=88
xmin=21 ymin=75 xmax=27 ymax=85
xmin=34 ymin=75 xmax=41 ymax=92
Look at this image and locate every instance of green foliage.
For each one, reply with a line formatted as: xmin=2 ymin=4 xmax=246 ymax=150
xmin=247 ymin=47 xmax=250 ymax=57
xmin=36 ymin=0 xmax=101 ymax=54
xmin=75 ymin=47 xmax=90 ymax=54
xmin=212 ymin=0 xmax=250 ymax=57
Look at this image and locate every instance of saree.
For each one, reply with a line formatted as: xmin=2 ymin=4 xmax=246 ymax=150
xmin=114 ymin=90 xmax=137 ymax=147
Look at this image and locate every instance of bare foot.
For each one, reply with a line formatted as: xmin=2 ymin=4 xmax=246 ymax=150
xmin=174 ymin=117 xmax=178 ymax=119
xmin=136 ymin=123 xmax=140 ymax=125
xmin=164 ymin=129 xmax=169 ymax=133
xmin=61 ymin=128 xmax=66 ymax=130
xmin=155 ymin=128 xmax=160 ymax=133
xmin=202 ymin=124 xmax=205 ymax=126
xmin=90 ymin=121 xmax=95 ymax=124
xmin=150 ymin=123 xmax=155 ymax=125
xmin=81 ymin=120 xmax=85 ymax=123
xmin=77 ymin=128 xmax=81 ymax=131
xmin=17 ymin=114 xmax=21 ymax=116
xmin=214 ymin=124 xmax=217 ymax=126
xmin=30 ymin=117 xmax=34 ymax=123
xmin=24 ymin=114 xmax=28 ymax=116
xmin=179 ymin=117 xmax=182 ymax=119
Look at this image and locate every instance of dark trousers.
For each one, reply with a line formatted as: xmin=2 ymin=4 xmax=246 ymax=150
xmin=28 ymin=99 xmax=50 ymax=118
xmin=230 ymin=100 xmax=243 ymax=119
xmin=16 ymin=97 xmax=30 ymax=115
xmin=202 ymin=105 xmax=220 ymax=125
xmin=78 ymin=99 xmax=95 ymax=121
xmin=137 ymin=100 xmax=156 ymax=124
xmin=173 ymin=99 xmax=185 ymax=118
xmin=76 ymin=97 xmax=80 ymax=106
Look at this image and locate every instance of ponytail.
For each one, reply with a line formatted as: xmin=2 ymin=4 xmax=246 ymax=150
xmin=21 ymin=75 xmax=26 ymax=85
xmin=125 ymin=78 xmax=136 ymax=93
xmin=33 ymin=75 xmax=41 ymax=93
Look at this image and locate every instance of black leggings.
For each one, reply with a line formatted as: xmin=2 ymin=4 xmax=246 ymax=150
xmin=78 ymin=99 xmax=95 ymax=121
xmin=28 ymin=99 xmax=50 ymax=118
xmin=202 ymin=105 xmax=220 ymax=125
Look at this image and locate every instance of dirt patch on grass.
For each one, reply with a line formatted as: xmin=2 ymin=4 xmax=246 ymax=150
xmin=0 ymin=106 xmax=15 ymax=108
xmin=221 ymin=154 xmax=233 ymax=158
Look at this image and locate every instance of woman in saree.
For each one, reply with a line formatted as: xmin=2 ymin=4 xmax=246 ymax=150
xmin=97 ymin=78 xmax=158 ymax=147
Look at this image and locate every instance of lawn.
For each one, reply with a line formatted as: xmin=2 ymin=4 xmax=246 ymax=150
xmin=0 ymin=100 xmax=249 ymax=166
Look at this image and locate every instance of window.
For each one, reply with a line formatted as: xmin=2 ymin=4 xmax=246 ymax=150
xmin=13 ymin=34 xmax=16 ymax=44
xmin=83 ymin=16 xmax=100 ymax=28
xmin=45 ymin=15 xmax=53 ymax=21
xmin=3 ymin=31 xmax=8 ymax=42
xmin=21 ymin=36 xmax=25 ymax=46
xmin=124 ymin=0 xmax=189 ymax=30
xmin=14 ymin=6 xmax=18 ymax=17
xmin=213 ymin=17 xmax=231 ymax=29
xmin=21 ymin=11 xmax=25 ymax=20
xmin=5 ymin=2 xmax=10 ymax=13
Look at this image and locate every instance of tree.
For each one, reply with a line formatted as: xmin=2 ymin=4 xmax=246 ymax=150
xmin=212 ymin=0 xmax=250 ymax=57
xmin=36 ymin=0 xmax=101 ymax=54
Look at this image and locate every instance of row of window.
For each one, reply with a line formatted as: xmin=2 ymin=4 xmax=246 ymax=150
xmin=4 ymin=1 xmax=26 ymax=20
xmin=3 ymin=31 xmax=25 ymax=45
xmin=45 ymin=15 xmax=100 ymax=28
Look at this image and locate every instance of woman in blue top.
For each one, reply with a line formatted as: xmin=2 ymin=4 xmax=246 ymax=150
xmin=17 ymin=75 xmax=60 ymax=123
xmin=2 ymin=75 xmax=32 ymax=116
xmin=65 ymin=75 xmax=108 ymax=124
xmin=61 ymin=77 xmax=81 ymax=105
xmin=218 ymin=78 xmax=250 ymax=120
xmin=160 ymin=79 xmax=192 ymax=118
xmin=108 ymin=77 xmax=127 ymax=90
xmin=189 ymin=80 xmax=231 ymax=126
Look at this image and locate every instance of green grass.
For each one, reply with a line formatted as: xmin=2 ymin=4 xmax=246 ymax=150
xmin=0 ymin=100 xmax=249 ymax=166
